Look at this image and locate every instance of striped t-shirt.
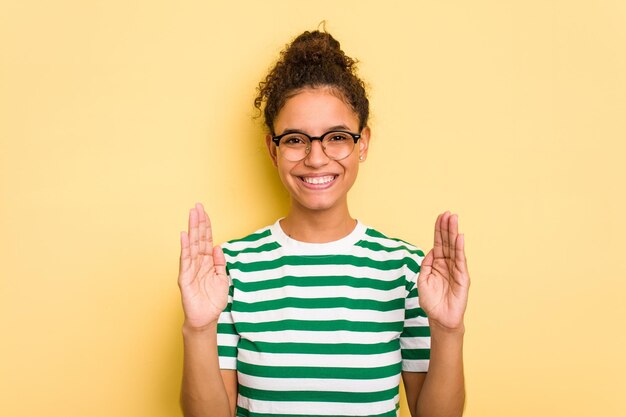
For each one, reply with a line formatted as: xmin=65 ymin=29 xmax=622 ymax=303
xmin=217 ymin=219 xmax=430 ymax=417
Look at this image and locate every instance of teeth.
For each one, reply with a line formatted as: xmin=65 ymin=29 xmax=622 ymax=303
xmin=302 ymin=176 xmax=335 ymax=185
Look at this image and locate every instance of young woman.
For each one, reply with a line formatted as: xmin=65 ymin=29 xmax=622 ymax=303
xmin=178 ymin=30 xmax=470 ymax=417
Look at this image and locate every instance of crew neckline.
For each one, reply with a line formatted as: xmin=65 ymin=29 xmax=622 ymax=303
xmin=270 ymin=218 xmax=367 ymax=254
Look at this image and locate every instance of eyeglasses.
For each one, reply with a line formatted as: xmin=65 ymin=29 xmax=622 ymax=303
xmin=271 ymin=130 xmax=361 ymax=162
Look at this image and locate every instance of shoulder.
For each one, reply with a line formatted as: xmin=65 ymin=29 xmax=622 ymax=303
xmin=220 ymin=223 xmax=277 ymax=259
xmin=357 ymin=225 xmax=426 ymax=274
xmin=358 ymin=225 xmax=425 ymax=258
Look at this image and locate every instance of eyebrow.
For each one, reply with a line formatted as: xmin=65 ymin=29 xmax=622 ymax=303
xmin=277 ymin=125 xmax=354 ymax=135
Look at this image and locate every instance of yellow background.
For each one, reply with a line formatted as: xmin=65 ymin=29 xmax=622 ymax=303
xmin=1 ymin=1 xmax=625 ymax=416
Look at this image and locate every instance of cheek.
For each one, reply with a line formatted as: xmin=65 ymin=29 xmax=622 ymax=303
xmin=276 ymin=160 xmax=297 ymax=184
xmin=344 ymin=157 xmax=360 ymax=175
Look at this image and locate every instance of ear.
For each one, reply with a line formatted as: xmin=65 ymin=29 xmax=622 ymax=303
xmin=358 ymin=126 xmax=371 ymax=162
xmin=265 ymin=134 xmax=278 ymax=167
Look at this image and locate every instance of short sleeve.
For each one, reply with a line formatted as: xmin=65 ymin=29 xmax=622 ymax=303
xmin=216 ymin=280 xmax=239 ymax=370
xmin=400 ymin=272 xmax=431 ymax=372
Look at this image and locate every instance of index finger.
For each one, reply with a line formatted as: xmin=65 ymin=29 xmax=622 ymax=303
xmin=196 ymin=203 xmax=208 ymax=255
xmin=433 ymin=212 xmax=445 ymax=260
xmin=204 ymin=209 xmax=214 ymax=255
xmin=188 ymin=207 xmax=199 ymax=260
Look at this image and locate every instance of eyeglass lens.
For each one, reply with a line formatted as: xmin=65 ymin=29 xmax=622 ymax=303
xmin=279 ymin=132 xmax=356 ymax=161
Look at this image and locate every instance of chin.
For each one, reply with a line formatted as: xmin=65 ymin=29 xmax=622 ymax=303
xmin=293 ymin=196 xmax=345 ymax=213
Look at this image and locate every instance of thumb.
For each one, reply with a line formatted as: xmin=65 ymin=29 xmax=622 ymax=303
xmin=418 ymin=250 xmax=434 ymax=283
xmin=213 ymin=245 xmax=227 ymax=276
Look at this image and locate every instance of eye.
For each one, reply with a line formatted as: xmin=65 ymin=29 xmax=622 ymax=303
xmin=281 ymin=134 xmax=307 ymax=146
xmin=326 ymin=132 xmax=351 ymax=143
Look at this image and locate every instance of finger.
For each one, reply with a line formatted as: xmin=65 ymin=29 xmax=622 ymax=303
xmin=448 ymin=213 xmax=459 ymax=272
xmin=440 ymin=211 xmax=451 ymax=261
xmin=213 ymin=245 xmax=227 ymax=277
xmin=433 ymin=213 xmax=444 ymax=259
xmin=417 ymin=250 xmax=434 ymax=283
xmin=196 ymin=203 xmax=207 ymax=255
xmin=454 ymin=233 xmax=470 ymax=286
xmin=204 ymin=210 xmax=214 ymax=255
xmin=179 ymin=231 xmax=191 ymax=276
xmin=188 ymin=208 xmax=199 ymax=261
xmin=196 ymin=208 xmax=215 ymax=273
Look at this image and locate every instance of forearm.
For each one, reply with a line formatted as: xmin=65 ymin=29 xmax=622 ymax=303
xmin=181 ymin=322 xmax=232 ymax=417
xmin=415 ymin=323 xmax=465 ymax=417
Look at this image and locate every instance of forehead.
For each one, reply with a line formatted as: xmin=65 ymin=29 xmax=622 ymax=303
xmin=273 ymin=88 xmax=359 ymax=134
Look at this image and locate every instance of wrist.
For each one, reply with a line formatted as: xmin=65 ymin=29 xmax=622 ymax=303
xmin=429 ymin=320 xmax=465 ymax=339
xmin=182 ymin=319 xmax=219 ymax=336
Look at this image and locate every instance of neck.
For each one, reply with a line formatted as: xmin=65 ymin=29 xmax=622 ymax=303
xmin=280 ymin=201 xmax=356 ymax=243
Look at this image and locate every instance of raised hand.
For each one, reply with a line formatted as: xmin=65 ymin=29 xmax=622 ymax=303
xmin=178 ymin=203 xmax=230 ymax=330
xmin=417 ymin=212 xmax=470 ymax=332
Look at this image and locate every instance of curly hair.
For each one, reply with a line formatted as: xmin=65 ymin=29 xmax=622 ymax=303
xmin=254 ymin=30 xmax=369 ymax=134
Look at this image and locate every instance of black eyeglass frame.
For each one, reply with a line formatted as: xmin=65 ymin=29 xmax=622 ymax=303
xmin=271 ymin=130 xmax=361 ymax=161
xmin=271 ymin=130 xmax=361 ymax=147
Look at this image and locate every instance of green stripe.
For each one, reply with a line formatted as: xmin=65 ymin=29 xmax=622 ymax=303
xmin=236 ymin=409 xmax=398 ymax=417
xmin=237 ymin=360 xmax=402 ymax=379
xmin=217 ymin=345 xmax=237 ymax=357
xmin=229 ymin=255 xmax=420 ymax=274
xmin=406 ymin=286 xmax=418 ymax=297
xmin=364 ymin=229 xmax=388 ymax=239
xmin=226 ymin=229 xmax=272 ymax=244
xmin=223 ymin=241 xmax=281 ymax=256
xmin=356 ymin=239 xmax=424 ymax=257
xmin=405 ymin=307 xmax=427 ymax=319
xmin=217 ymin=323 xmax=237 ymax=335
xmin=233 ymin=319 xmax=403 ymax=333
xmin=238 ymin=384 xmax=399 ymax=403
xmin=233 ymin=297 xmax=404 ymax=313
xmin=237 ymin=338 xmax=400 ymax=355
xmin=364 ymin=229 xmax=418 ymax=248
xmin=401 ymin=326 xmax=431 ymax=337
xmin=233 ymin=275 xmax=406 ymax=292
xmin=401 ymin=348 xmax=431 ymax=360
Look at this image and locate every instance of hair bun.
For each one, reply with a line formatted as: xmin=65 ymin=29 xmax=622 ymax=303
xmin=285 ymin=31 xmax=353 ymax=70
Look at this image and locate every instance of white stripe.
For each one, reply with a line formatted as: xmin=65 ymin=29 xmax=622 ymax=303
xmin=229 ymin=244 xmax=423 ymax=265
xmin=234 ymin=284 xmax=405 ymax=304
xmin=236 ymin=330 xmax=400 ymax=344
xmin=216 ymin=333 xmax=239 ymax=347
xmin=405 ymin=295 xmax=422 ymax=309
xmin=238 ymin=373 xmax=401 ymax=393
xmin=218 ymin=356 xmax=236 ymax=369
xmin=217 ymin=311 xmax=233 ymax=324
xmin=364 ymin=235 xmax=421 ymax=251
xmin=230 ymin=263 xmax=408 ymax=282
xmin=237 ymin=394 xmax=400 ymax=416
xmin=404 ymin=316 xmax=429 ymax=327
xmin=400 ymin=336 xmax=431 ymax=350
xmin=238 ymin=348 xmax=401 ymax=368
xmin=402 ymin=359 xmax=429 ymax=372
xmin=221 ymin=228 xmax=273 ymax=251
xmin=233 ymin=307 xmax=405 ymax=324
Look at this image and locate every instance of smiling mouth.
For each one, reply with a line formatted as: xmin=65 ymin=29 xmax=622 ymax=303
xmin=300 ymin=175 xmax=337 ymax=185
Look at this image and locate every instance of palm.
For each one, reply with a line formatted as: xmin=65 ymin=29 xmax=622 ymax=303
xmin=178 ymin=203 xmax=230 ymax=329
xmin=417 ymin=212 xmax=470 ymax=331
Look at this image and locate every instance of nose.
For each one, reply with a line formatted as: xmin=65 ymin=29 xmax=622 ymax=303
xmin=303 ymin=139 xmax=330 ymax=167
